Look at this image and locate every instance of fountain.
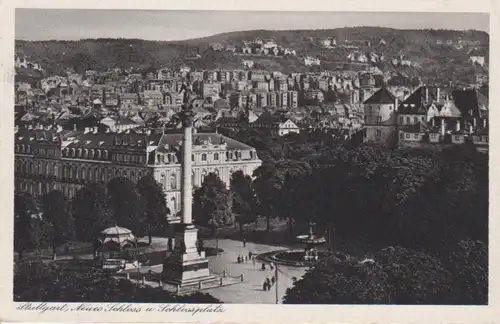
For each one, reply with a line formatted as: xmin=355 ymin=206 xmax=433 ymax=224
xmin=256 ymin=221 xmax=328 ymax=267
xmin=296 ymin=222 xmax=327 ymax=262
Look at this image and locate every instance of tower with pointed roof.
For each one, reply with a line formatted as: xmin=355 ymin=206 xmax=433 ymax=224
xmin=363 ymin=86 xmax=398 ymax=146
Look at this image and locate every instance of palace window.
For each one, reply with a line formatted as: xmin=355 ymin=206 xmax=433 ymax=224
xmin=405 ymin=133 xmax=411 ymax=139
xmin=214 ymin=153 xmax=219 ymax=160
xmin=406 ymin=117 xmax=411 ymax=124
xmin=170 ymin=173 xmax=177 ymax=190
xmin=171 ymin=197 xmax=177 ymax=211
xmin=201 ymin=153 xmax=207 ymax=161
xmin=413 ymin=134 xmax=419 ymax=140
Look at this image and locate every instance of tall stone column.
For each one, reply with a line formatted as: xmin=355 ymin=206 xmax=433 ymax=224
xmin=181 ymin=123 xmax=193 ymax=226
xmin=162 ymin=95 xmax=214 ymax=287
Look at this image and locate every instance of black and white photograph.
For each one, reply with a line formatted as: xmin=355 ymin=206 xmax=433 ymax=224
xmin=4 ymin=2 xmax=494 ymax=319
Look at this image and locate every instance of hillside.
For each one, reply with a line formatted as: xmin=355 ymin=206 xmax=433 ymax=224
xmin=15 ymin=27 xmax=489 ymax=85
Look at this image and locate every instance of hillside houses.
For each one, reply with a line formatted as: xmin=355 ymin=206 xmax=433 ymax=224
xmin=15 ymin=54 xmax=43 ymax=71
xmin=304 ymin=56 xmax=321 ymax=66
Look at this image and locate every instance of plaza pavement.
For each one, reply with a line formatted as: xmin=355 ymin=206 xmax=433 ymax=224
xmin=202 ymin=238 xmax=307 ymax=304
xmin=141 ymin=237 xmax=307 ymax=304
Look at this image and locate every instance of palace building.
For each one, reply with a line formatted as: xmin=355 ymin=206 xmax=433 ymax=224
xmin=14 ymin=126 xmax=262 ymax=214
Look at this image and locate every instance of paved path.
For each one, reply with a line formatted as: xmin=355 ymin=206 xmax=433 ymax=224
xmin=134 ymin=238 xmax=307 ymax=303
xmin=201 ymin=239 xmax=306 ymax=304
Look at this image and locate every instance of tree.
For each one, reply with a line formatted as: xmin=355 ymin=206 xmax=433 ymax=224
xmin=284 ymin=241 xmax=487 ymax=305
xmin=14 ymin=260 xmax=221 ymax=303
xmin=283 ymin=253 xmax=391 ymax=304
xmin=107 ymin=177 xmax=147 ymax=238
xmin=41 ymin=190 xmax=75 ymax=260
xmin=252 ymin=162 xmax=281 ymax=231
xmin=442 ymin=240 xmax=488 ymax=304
xmin=72 ymin=184 xmax=112 ymax=243
xmin=136 ymin=175 xmax=169 ymax=245
xmin=230 ymin=171 xmax=257 ymax=236
xmin=14 ymin=192 xmax=38 ymax=260
xmin=193 ymin=173 xmax=233 ymax=252
xmin=275 ymin=160 xmax=311 ymax=236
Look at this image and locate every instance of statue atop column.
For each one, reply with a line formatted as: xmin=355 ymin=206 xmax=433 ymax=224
xmin=179 ymin=82 xmax=195 ymax=128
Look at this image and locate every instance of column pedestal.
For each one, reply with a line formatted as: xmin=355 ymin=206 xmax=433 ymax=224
xmin=162 ymin=224 xmax=214 ymax=286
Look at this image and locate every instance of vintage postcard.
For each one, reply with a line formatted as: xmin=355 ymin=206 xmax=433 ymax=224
xmin=0 ymin=0 xmax=497 ymax=323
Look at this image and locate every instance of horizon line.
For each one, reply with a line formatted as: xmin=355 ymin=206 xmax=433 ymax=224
xmin=15 ymin=26 xmax=490 ymax=43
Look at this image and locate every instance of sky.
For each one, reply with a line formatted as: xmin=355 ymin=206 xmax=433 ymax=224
xmin=15 ymin=9 xmax=489 ymax=41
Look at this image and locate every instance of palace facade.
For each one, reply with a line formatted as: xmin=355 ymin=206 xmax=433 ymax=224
xmin=14 ymin=126 xmax=262 ymax=214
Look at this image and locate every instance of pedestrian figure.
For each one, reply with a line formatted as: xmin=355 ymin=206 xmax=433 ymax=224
xmin=270 ymin=263 xmax=274 ymax=270
xmin=243 ymin=238 xmax=246 ymax=247
xmin=262 ymin=281 xmax=267 ymax=291
xmin=237 ymin=256 xmax=241 ymax=264
xmin=261 ymin=263 xmax=266 ymax=270
xmin=266 ymin=277 xmax=271 ymax=287
xmin=271 ymin=276 xmax=276 ymax=285
xmin=248 ymin=251 xmax=253 ymax=259
xmin=244 ymin=256 xmax=248 ymax=262
xmin=252 ymin=257 xmax=256 ymax=265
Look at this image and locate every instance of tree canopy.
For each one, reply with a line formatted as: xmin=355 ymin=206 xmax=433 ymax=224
xmin=14 ymin=260 xmax=221 ymax=303
xmin=283 ymin=240 xmax=487 ymax=304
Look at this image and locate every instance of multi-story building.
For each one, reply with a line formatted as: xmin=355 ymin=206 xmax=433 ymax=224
xmin=189 ymin=71 xmax=204 ymax=82
xmin=363 ymin=87 xmax=399 ymax=146
xmin=250 ymin=71 xmax=267 ymax=82
xmin=267 ymin=92 xmax=278 ymax=108
xmin=120 ymin=93 xmax=140 ymax=107
xmin=250 ymin=113 xmax=300 ymax=136
xmin=203 ymin=70 xmax=218 ymax=82
xmin=275 ymin=79 xmax=289 ymax=92
xmin=276 ymin=92 xmax=288 ymax=108
xmin=14 ymin=127 xmax=262 ymax=214
xmin=142 ymin=90 xmax=164 ymax=107
xmin=287 ymin=91 xmax=298 ymax=108
xmin=200 ymin=82 xmax=221 ymax=99
xmin=397 ymin=88 xmax=489 ymax=152
xmin=256 ymin=92 xmax=268 ymax=108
